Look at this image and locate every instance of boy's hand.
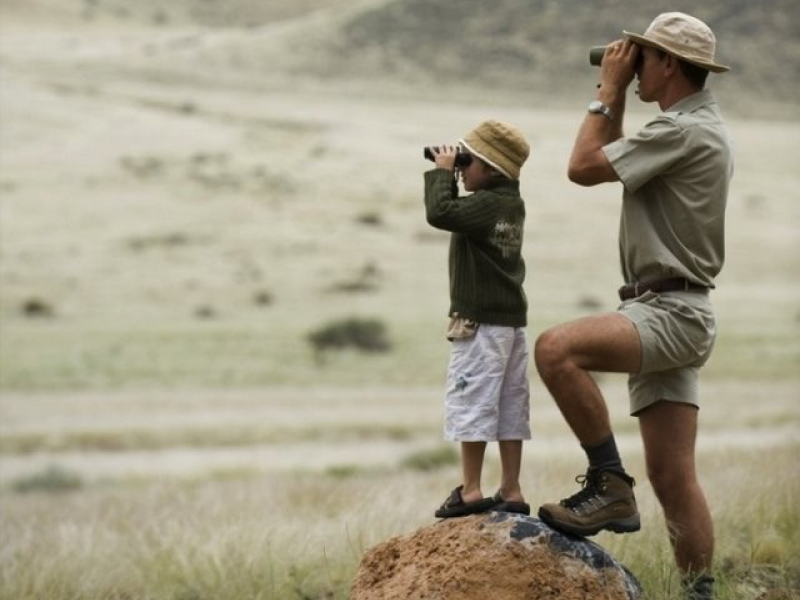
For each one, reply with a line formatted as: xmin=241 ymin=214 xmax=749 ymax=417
xmin=432 ymin=145 xmax=457 ymax=171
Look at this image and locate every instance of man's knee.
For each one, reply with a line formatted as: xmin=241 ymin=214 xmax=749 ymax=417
xmin=647 ymin=459 xmax=697 ymax=507
xmin=533 ymin=327 xmax=569 ymax=376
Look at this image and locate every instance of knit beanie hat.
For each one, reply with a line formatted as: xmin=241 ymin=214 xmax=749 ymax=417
xmin=459 ymin=120 xmax=530 ymax=180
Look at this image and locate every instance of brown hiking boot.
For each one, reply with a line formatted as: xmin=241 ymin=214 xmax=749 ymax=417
xmin=538 ymin=468 xmax=640 ymax=537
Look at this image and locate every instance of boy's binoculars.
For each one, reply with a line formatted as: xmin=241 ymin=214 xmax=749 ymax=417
xmin=423 ymin=147 xmax=473 ymax=169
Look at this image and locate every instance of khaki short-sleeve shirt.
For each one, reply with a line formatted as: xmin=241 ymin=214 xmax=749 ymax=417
xmin=603 ymin=90 xmax=734 ymax=287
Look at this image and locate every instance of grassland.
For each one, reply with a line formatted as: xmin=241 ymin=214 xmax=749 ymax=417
xmin=1 ymin=383 xmax=798 ymax=599
xmin=1 ymin=1 xmax=799 ymax=599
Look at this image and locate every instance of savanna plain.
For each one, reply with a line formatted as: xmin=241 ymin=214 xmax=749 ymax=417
xmin=1 ymin=1 xmax=799 ymax=599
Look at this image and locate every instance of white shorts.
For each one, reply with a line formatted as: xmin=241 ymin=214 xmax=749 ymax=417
xmin=444 ymin=324 xmax=531 ymax=442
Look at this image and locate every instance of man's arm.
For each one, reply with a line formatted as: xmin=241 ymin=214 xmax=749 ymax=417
xmin=568 ymin=40 xmax=638 ymax=187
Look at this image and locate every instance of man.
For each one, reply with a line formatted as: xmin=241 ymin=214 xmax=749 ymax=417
xmin=534 ymin=12 xmax=732 ymax=600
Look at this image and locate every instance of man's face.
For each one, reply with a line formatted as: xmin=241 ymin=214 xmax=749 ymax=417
xmin=635 ymin=46 xmax=666 ymax=102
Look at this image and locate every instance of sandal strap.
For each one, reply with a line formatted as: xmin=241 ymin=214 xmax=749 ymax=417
xmin=440 ymin=485 xmax=464 ymax=510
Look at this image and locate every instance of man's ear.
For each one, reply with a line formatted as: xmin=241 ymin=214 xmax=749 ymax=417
xmin=663 ymin=53 xmax=679 ymax=78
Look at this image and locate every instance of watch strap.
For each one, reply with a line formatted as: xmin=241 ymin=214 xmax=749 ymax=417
xmin=588 ymin=100 xmax=614 ymax=121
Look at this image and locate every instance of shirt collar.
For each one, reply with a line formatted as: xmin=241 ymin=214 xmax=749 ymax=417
xmin=665 ymin=89 xmax=716 ymax=114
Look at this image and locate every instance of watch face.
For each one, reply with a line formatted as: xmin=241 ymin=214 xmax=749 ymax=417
xmin=588 ymin=101 xmax=612 ymax=119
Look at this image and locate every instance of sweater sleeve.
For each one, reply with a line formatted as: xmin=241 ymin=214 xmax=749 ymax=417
xmin=424 ymin=169 xmax=500 ymax=234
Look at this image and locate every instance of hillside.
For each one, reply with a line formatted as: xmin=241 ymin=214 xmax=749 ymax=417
xmin=1 ymin=0 xmax=798 ymax=117
xmin=328 ymin=0 xmax=799 ymax=111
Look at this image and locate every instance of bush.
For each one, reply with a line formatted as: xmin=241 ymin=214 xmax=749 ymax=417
xmin=253 ymin=290 xmax=274 ymax=306
xmin=12 ymin=465 xmax=83 ymax=493
xmin=325 ymin=262 xmax=381 ymax=295
xmin=307 ymin=317 xmax=391 ymax=355
xmin=20 ymin=297 xmax=55 ymax=318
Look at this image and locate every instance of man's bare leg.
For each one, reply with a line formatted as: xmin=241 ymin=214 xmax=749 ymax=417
xmin=639 ymin=401 xmax=714 ymax=575
xmin=534 ymin=313 xmax=643 ymax=536
xmin=534 ymin=312 xmax=641 ymax=445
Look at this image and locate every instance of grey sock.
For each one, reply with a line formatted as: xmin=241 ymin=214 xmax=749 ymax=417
xmin=582 ymin=434 xmax=623 ymax=472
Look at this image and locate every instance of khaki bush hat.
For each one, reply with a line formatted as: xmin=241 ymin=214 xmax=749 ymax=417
xmin=459 ymin=120 xmax=530 ymax=180
xmin=624 ymin=12 xmax=730 ymax=73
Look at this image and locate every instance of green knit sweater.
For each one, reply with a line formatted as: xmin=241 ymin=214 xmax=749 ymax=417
xmin=424 ymin=168 xmax=527 ymax=327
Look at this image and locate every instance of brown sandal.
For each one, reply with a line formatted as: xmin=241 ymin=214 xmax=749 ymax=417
xmin=435 ymin=485 xmax=498 ymax=519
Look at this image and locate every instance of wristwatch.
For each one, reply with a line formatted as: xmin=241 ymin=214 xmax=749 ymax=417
xmin=588 ymin=100 xmax=614 ymax=121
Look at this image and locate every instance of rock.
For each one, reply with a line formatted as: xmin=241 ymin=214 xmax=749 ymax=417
xmin=351 ymin=512 xmax=642 ymax=600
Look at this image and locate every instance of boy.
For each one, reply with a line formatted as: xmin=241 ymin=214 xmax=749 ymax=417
xmin=423 ymin=120 xmax=532 ymax=518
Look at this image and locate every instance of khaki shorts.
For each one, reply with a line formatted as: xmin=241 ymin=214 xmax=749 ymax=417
xmin=619 ymin=290 xmax=716 ymax=415
xmin=444 ymin=324 xmax=531 ymax=441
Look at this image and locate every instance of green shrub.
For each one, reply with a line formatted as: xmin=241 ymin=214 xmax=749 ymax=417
xmin=20 ymin=297 xmax=55 ymax=318
xmin=307 ymin=318 xmax=391 ymax=355
xmin=12 ymin=465 xmax=83 ymax=493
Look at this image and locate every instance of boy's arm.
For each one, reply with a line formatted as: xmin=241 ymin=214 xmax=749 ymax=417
xmin=423 ymin=168 xmax=459 ymax=228
xmin=424 ymin=170 xmax=498 ymax=233
xmin=423 ymin=145 xmax=460 ymax=229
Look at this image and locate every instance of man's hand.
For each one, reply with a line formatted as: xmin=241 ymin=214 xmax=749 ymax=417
xmin=432 ymin=145 xmax=457 ymax=171
xmin=567 ymin=41 xmax=636 ymax=187
xmin=599 ymin=39 xmax=639 ymax=95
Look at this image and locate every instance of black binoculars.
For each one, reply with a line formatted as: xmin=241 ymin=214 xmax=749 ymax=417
xmin=423 ymin=147 xmax=473 ymax=169
xmin=589 ymin=45 xmax=643 ymax=68
xmin=589 ymin=46 xmax=607 ymax=66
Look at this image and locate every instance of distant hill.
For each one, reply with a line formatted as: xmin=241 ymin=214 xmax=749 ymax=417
xmin=314 ymin=0 xmax=799 ymax=116
xmin=3 ymin=0 xmax=798 ymax=117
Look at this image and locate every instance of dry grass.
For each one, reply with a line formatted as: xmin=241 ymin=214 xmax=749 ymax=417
xmin=1 ymin=384 xmax=799 ymax=599
xmin=0 ymin=82 xmax=797 ymax=389
xmin=0 ymin=439 xmax=797 ymax=599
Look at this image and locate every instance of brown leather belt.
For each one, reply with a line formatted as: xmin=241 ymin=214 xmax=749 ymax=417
xmin=618 ymin=277 xmax=708 ymax=301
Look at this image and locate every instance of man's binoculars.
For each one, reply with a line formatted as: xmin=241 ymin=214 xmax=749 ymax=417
xmin=589 ymin=44 xmax=643 ymax=68
xmin=589 ymin=46 xmax=607 ymax=66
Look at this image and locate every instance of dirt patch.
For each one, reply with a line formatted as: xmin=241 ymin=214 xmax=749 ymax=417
xmin=351 ymin=514 xmax=634 ymax=600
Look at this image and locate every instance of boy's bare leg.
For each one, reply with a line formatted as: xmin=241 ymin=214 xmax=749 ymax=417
xmin=639 ymin=401 xmax=714 ymax=575
xmin=498 ymin=440 xmax=525 ymax=502
xmin=460 ymin=441 xmax=487 ymax=502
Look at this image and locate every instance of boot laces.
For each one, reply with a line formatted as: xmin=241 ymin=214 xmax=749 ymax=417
xmin=561 ymin=471 xmax=603 ymax=510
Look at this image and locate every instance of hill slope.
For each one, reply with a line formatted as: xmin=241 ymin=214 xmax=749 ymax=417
xmin=317 ymin=0 xmax=799 ymax=114
xmin=1 ymin=0 xmax=798 ymax=115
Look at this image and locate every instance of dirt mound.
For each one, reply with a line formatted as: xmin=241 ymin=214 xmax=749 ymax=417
xmin=351 ymin=513 xmax=642 ymax=600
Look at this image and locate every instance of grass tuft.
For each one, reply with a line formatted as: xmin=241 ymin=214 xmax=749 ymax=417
xmin=11 ymin=465 xmax=83 ymax=494
xmin=400 ymin=445 xmax=459 ymax=472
